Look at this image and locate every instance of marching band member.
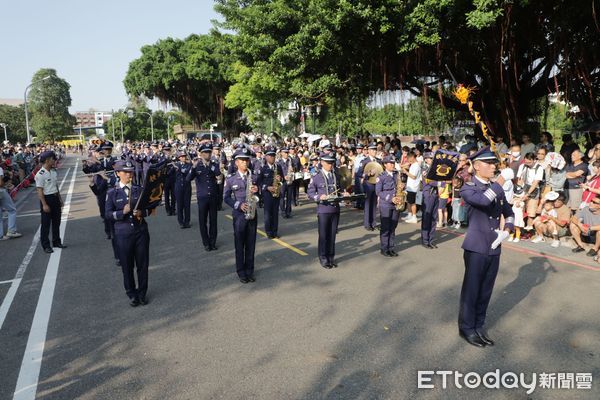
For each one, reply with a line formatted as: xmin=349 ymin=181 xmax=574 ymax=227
xmin=106 ymin=160 xmax=153 ymax=307
xmin=458 ymin=147 xmax=514 ymax=347
xmin=375 ymin=155 xmax=401 ymax=257
xmin=307 ymin=152 xmax=342 ymax=269
xmin=256 ymin=145 xmax=284 ymax=238
xmin=174 ymin=151 xmax=192 ymax=229
xmin=357 ymin=143 xmax=379 ymax=231
xmin=162 ymin=143 xmax=177 ymax=216
xmin=224 ymin=147 xmax=259 ymax=283
xmin=421 ymin=152 xmax=440 ymax=249
xmin=278 ymin=148 xmax=294 ymax=218
xmin=188 ymin=143 xmax=221 ymax=250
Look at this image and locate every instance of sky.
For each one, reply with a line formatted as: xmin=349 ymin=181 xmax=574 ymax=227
xmin=0 ymin=0 xmax=220 ymax=112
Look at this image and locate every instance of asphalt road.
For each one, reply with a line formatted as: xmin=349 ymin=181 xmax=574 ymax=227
xmin=1 ymin=154 xmax=599 ymax=400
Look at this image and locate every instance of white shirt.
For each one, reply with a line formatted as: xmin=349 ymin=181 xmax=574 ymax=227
xmin=406 ymin=162 xmax=422 ymax=192
xmin=35 ymin=166 xmax=59 ymax=195
xmin=517 ymin=163 xmax=544 ymax=185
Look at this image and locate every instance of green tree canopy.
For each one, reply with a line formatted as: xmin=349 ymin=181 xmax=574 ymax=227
xmin=215 ymin=0 xmax=600 ymax=140
xmin=124 ymin=31 xmax=238 ymax=129
xmin=0 ymin=104 xmax=28 ymax=143
xmin=28 ymin=68 xmax=76 ymax=143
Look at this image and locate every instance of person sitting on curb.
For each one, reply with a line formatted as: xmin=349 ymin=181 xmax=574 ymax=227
xmin=569 ymin=197 xmax=600 ymax=257
xmin=531 ymin=192 xmax=570 ymax=247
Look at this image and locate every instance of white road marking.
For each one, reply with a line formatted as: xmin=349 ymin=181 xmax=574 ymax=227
xmin=0 ymin=279 xmax=16 ymax=285
xmin=0 ymin=167 xmax=71 ymax=331
xmin=13 ymin=161 xmax=78 ymax=400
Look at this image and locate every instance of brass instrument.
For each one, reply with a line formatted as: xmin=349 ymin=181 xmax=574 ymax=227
xmin=395 ymin=172 xmax=407 ymax=212
xmin=338 ymin=165 xmax=353 ymax=191
xmin=285 ymin=161 xmax=294 ymax=185
xmin=364 ymin=161 xmax=383 ymax=184
xmin=244 ymin=173 xmax=259 ymax=220
xmin=272 ymin=168 xmax=282 ymax=198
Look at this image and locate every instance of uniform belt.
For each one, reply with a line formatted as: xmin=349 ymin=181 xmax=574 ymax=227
xmin=44 ymin=193 xmax=59 ymax=197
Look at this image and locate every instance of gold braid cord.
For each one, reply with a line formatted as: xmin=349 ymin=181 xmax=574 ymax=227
xmin=452 ymin=85 xmax=497 ymax=155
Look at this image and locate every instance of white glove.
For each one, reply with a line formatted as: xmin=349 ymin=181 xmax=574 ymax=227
xmin=500 ymin=168 xmax=514 ymax=181
xmin=491 ymin=229 xmax=510 ymax=250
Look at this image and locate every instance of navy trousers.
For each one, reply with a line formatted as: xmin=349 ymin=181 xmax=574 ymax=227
xmin=197 ymin=196 xmax=218 ymax=247
xmin=458 ymin=251 xmax=500 ymax=334
xmin=40 ymin=194 xmax=62 ymax=249
xmin=96 ymin=190 xmax=110 ymax=236
xmin=280 ymin=183 xmax=293 ymax=216
xmin=421 ymin=189 xmax=439 ymax=245
xmin=379 ymin=207 xmax=400 ymax=251
xmin=164 ymin=180 xmax=176 ymax=214
xmin=115 ymin=224 xmax=150 ymax=300
xmin=363 ymin=182 xmax=376 ymax=229
xmin=317 ymin=212 xmax=339 ymax=266
xmin=233 ymin=213 xmax=257 ymax=278
xmin=354 ymin=175 xmax=364 ymax=209
xmin=263 ymin=192 xmax=280 ymax=236
xmin=175 ymin=184 xmax=192 ymax=226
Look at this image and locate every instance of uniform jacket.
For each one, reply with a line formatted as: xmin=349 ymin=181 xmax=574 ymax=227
xmin=307 ymin=169 xmax=341 ymax=214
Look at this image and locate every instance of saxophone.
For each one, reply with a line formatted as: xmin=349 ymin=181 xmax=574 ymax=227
xmin=272 ymin=168 xmax=282 ymax=198
xmin=395 ymin=172 xmax=407 ymax=211
xmin=285 ymin=162 xmax=294 ymax=185
xmin=244 ymin=172 xmax=259 ymax=220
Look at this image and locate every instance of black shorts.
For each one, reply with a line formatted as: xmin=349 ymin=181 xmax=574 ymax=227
xmin=406 ymin=191 xmax=417 ymax=204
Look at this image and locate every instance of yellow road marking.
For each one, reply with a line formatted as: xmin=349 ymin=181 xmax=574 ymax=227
xmin=225 ymin=215 xmax=308 ymax=256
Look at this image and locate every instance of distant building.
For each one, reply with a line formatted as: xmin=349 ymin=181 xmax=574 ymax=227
xmin=0 ymin=98 xmax=24 ymax=107
xmin=74 ymin=111 xmax=112 ymax=135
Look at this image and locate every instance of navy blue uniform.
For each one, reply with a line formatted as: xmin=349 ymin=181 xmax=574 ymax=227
xmin=375 ymin=171 xmax=400 ymax=253
xmin=357 ymin=156 xmax=379 ymax=229
xmin=174 ymin=161 xmax=193 ymax=227
xmin=188 ymin=158 xmax=221 ymax=248
xmin=163 ymin=160 xmax=176 ymax=215
xmin=421 ymin=178 xmax=440 ymax=246
xmin=290 ymin=155 xmax=302 ymax=206
xmin=213 ymin=152 xmax=227 ymax=210
xmin=256 ymin=162 xmax=283 ymax=237
xmin=224 ymin=171 xmax=258 ymax=279
xmin=278 ymin=157 xmax=294 ymax=217
xmin=459 ymin=177 xmax=514 ymax=336
xmin=307 ymin=170 xmax=341 ymax=267
xmin=106 ymin=184 xmax=151 ymax=301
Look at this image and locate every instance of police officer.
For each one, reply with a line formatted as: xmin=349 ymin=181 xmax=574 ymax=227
xmin=188 ymin=143 xmax=221 ymax=251
xmin=357 ymin=143 xmax=379 ymax=230
xmin=162 ymin=144 xmax=176 ymax=216
xmin=458 ymin=147 xmax=514 ymax=347
xmin=224 ymin=147 xmax=259 ymax=283
xmin=278 ymin=148 xmax=294 ymax=218
xmin=174 ymin=151 xmax=193 ymax=228
xmin=307 ymin=152 xmax=342 ymax=269
xmin=375 ymin=155 xmax=401 ymax=257
xmin=421 ymin=152 xmax=440 ymax=249
xmin=106 ymin=160 xmax=153 ymax=307
xmin=256 ymin=146 xmax=284 ymax=238
xmin=35 ymin=151 xmax=66 ymax=253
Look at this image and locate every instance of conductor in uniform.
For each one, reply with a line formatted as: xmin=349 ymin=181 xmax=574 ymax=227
xmin=458 ymin=147 xmax=514 ymax=347
xmin=187 ymin=143 xmax=221 ymax=251
xmin=375 ymin=155 xmax=401 ymax=257
xmin=35 ymin=151 xmax=66 ymax=253
xmin=106 ymin=160 xmax=153 ymax=307
xmin=256 ymin=145 xmax=284 ymax=238
xmin=224 ymin=147 xmax=259 ymax=283
xmin=307 ymin=152 xmax=342 ymax=269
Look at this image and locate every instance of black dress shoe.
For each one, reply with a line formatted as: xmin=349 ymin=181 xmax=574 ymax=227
xmin=184 ymin=224 xmax=191 ymax=229
xmin=476 ymin=330 xmax=494 ymax=346
xmin=180 ymin=225 xmax=185 ymax=229
xmin=247 ymin=276 xmax=256 ymax=282
xmin=139 ymin=296 xmax=148 ymax=306
xmin=459 ymin=331 xmax=486 ymax=347
xmin=381 ymin=250 xmax=393 ymax=257
xmin=129 ymin=298 xmax=140 ymax=307
xmin=422 ymin=243 xmax=432 ymax=249
xmin=267 ymin=234 xmax=274 ymax=239
xmin=106 ymin=234 xmax=112 ymax=240
xmin=429 ymin=243 xmax=438 ymax=249
xmin=331 ymin=261 xmax=338 ymax=268
xmin=53 ymin=243 xmax=67 ymax=249
xmin=365 ymin=227 xmax=375 ymax=232
xmin=43 ymin=247 xmax=54 ymax=254
xmin=389 ymin=250 xmax=399 ymax=257
xmin=204 ymin=246 xmax=212 ymax=252
xmin=321 ymin=264 xmax=332 ymax=269
xmin=239 ymin=277 xmax=250 ymax=283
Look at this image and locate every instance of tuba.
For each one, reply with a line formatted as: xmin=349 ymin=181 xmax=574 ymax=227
xmin=244 ymin=172 xmax=259 ymax=220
